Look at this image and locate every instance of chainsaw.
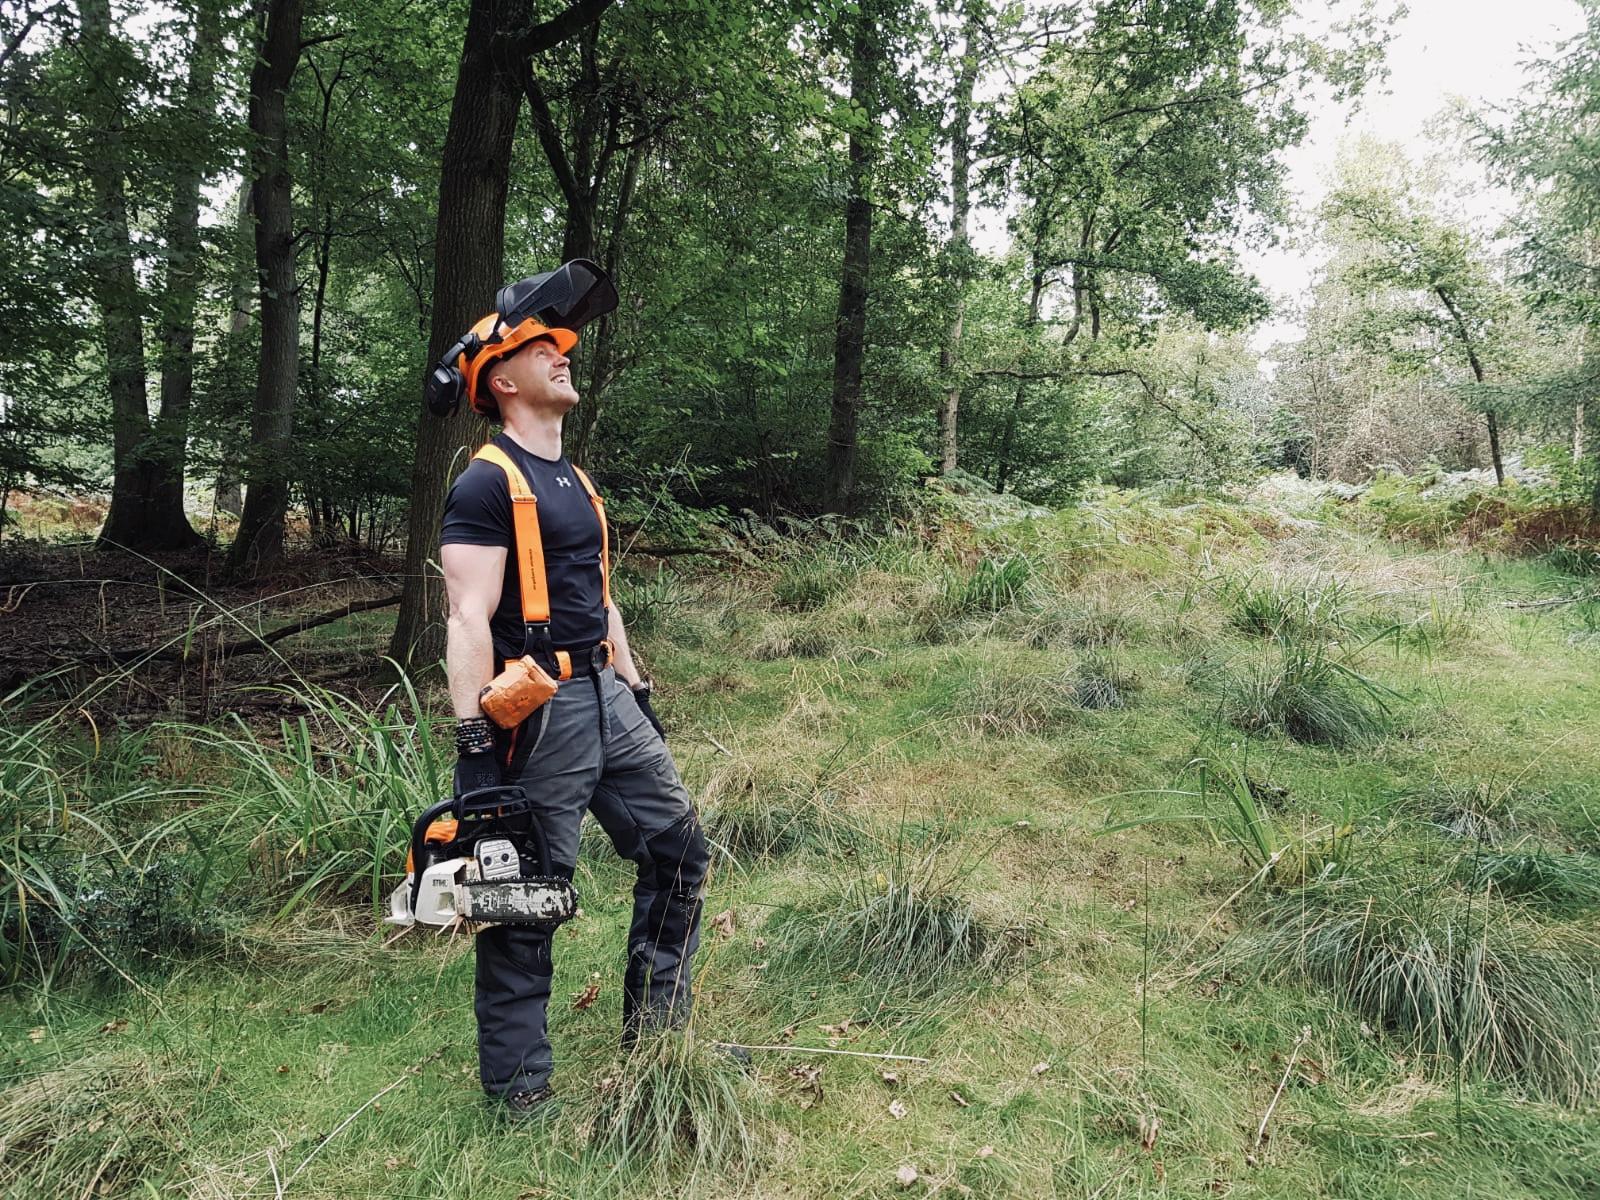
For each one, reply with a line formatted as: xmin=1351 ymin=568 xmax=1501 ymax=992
xmin=384 ymin=784 xmax=578 ymax=930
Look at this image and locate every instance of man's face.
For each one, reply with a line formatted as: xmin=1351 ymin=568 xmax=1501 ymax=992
xmin=488 ymin=334 xmax=578 ymax=413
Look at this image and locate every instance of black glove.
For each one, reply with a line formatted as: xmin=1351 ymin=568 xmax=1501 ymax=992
xmin=455 ymin=750 xmax=502 ymax=797
xmin=633 ymin=682 xmax=666 ymax=742
xmin=454 ymin=717 xmax=502 ymax=796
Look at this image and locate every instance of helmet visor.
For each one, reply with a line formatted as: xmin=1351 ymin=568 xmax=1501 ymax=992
xmin=496 ymin=259 xmax=618 ymax=334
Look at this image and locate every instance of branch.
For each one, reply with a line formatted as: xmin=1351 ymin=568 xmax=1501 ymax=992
xmin=105 ymin=593 xmax=401 ymax=664
xmin=521 ymin=67 xmax=583 ymax=206
xmin=511 ymin=0 xmax=613 ymax=58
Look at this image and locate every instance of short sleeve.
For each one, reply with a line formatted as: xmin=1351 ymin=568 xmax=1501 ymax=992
xmin=441 ymin=459 xmax=513 ymax=547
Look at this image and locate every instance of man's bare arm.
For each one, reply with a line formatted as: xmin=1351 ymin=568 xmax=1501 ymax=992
xmin=443 ymin=542 xmax=507 ymax=718
xmin=607 ymin=602 xmax=643 ymax=688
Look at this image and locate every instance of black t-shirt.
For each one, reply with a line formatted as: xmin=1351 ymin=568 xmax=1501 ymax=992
xmin=440 ymin=434 xmax=609 ymax=659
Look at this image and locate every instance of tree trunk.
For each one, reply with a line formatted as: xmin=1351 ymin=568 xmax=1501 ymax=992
xmin=229 ymin=0 xmax=305 ymax=576
xmin=388 ymin=0 xmax=615 ymax=667
xmin=823 ymin=11 xmax=879 ymax=513
xmin=995 ymin=265 xmax=1045 ymax=496
xmin=214 ymin=183 xmax=254 ymax=518
xmin=389 ymin=0 xmax=527 ymax=666
xmin=1484 ymin=409 xmax=1506 ymax=487
xmin=78 ymin=0 xmax=154 ymax=552
xmin=146 ymin=1 xmax=223 ymax=550
xmin=570 ymin=134 xmax=645 ymax=464
xmin=937 ymin=9 xmax=979 ymax=477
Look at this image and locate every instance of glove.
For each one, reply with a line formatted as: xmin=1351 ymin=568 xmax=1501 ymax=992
xmin=454 ymin=717 xmax=502 ymax=796
xmin=633 ymin=682 xmax=666 ymax=742
xmin=454 ymin=750 xmax=502 ymax=797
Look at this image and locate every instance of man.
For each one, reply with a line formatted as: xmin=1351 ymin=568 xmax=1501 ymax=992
xmin=439 ymin=293 xmax=709 ymax=1118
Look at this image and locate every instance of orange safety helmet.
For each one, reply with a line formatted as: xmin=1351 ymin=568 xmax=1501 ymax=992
xmin=458 ymin=315 xmax=580 ymax=418
xmin=423 ymin=260 xmax=617 ymax=421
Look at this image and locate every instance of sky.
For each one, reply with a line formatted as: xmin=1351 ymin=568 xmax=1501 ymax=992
xmin=1243 ymin=0 xmax=1589 ymax=350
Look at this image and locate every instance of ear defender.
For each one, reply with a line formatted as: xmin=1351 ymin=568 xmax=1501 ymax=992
xmin=423 ymin=332 xmax=482 ymax=417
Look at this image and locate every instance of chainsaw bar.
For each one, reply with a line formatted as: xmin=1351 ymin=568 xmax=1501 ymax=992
xmin=460 ymin=876 xmax=577 ymax=926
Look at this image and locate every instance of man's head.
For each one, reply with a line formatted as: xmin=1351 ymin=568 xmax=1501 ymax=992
xmin=456 ymin=312 xmax=580 ymax=422
xmin=479 ymin=333 xmax=578 ymax=419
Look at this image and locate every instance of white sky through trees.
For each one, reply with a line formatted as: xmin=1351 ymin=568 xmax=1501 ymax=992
xmin=1245 ymin=0 xmax=1586 ymax=349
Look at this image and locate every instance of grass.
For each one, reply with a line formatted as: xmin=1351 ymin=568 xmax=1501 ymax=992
xmin=1229 ymin=867 xmax=1600 ymax=1105
xmin=7 ymin=476 xmax=1600 ymax=1197
xmin=1207 ymin=634 xmax=1399 ymax=746
xmin=585 ymin=1031 xmax=765 ymax=1185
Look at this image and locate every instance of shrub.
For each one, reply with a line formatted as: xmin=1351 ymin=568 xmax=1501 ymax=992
xmin=1229 ymin=870 xmax=1600 ymax=1104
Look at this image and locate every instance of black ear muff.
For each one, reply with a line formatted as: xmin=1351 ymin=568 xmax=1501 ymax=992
xmin=423 ymin=333 xmax=482 ymax=418
xmin=424 ymin=363 xmax=465 ymax=417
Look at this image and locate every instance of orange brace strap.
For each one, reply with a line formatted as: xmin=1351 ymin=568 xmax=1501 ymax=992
xmin=555 ymin=650 xmax=572 ymax=680
xmin=473 ymin=444 xmax=549 ymax=625
xmin=572 ymin=465 xmax=613 ymax=611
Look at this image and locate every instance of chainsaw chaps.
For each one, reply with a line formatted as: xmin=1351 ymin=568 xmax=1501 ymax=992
xmin=384 ymin=785 xmax=578 ymax=932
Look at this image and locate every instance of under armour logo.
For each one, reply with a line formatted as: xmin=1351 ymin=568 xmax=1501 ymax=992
xmin=556 ymin=476 xmax=573 ymax=488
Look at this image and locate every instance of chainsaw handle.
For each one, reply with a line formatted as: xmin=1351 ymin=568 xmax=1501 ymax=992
xmin=407 ymin=798 xmax=460 ymax=917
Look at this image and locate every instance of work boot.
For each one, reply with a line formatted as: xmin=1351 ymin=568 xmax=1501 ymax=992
xmin=502 ymin=1084 xmax=558 ymax=1122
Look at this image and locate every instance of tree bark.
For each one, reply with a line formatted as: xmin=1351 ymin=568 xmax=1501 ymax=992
xmin=1435 ymin=284 xmax=1506 ymax=487
xmin=144 ymin=0 xmax=223 ymax=551
xmin=937 ymin=9 xmax=979 ymax=477
xmin=77 ymin=0 xmax=158 ymax=552
xmin=823 ymin=11 xmax=880 ymax=513
xmin=388 ymin=0 xmax=612 ymax=667
xmin=229 ymin=0 xmax=306 ymax=576
xmin=214 ymin=183 xmax=254 ymax=518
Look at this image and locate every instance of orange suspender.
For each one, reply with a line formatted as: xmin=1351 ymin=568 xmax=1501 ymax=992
xmin=470 ymin=444 xmax=612 ymax=639
xmin=473 ymin=444 xmax=551 ymax=625
xmin=571 ymin=465 xmax=613 ymax=611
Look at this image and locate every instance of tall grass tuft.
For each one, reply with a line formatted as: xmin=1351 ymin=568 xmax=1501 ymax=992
xmin=772 ymin=549 xmax=848 ymax=611
xmin=1230 ymin=870 xmax=1600 ymax=1104
xmin=779 ymin=837 xmax=1018 ymax=1004
xmin=0 ymin=704 xmax=202 ymax=981
xmin=1070 ymin=653 xmax=1139 ymax=710
xmin=1463 ymin=847 xmax=1600 ymax=910
xmin=1211 ymin=636 xmax=1397 ymax=746
xmin=172 ymin=673 xmax=446 ymax=916
xmin=1222 ymin=574 xmax=1354 ymax=640
xmin=0 ymin=1055 xmax=198 ymax=1195
xmin=942 ymin=554 xmax=1033 ymax=617
xmin=587 ymin=1031 xmax=762 ymax=1184
xmin=952 ymin=668 xmax=1082 ymax=735
xmin=698 ymin=754 xmax=834 ymax=863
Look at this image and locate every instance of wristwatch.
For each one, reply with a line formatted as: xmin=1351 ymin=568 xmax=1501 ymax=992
xmin=631 ymin=679 xmax=652 ymax=700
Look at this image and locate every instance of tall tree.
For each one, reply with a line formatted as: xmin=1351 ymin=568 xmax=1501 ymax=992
xmin=937 ymin=3 xmax=982 ymax=476
xmin=229 ymin=0 xmax=306 ymax=574
xmin=822 ymin=2 xmax=884 ymax=512
xmin=1322 ymin=152 xmax=1516 ymax=485
xmin=76 ymin=0 xmax=185 ymax=552
xmin=388 ymin=0 xmax=612 ymax=666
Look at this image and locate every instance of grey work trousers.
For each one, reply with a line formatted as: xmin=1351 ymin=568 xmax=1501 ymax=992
xmin=475 ymin=660 xmax=709 ymax=1098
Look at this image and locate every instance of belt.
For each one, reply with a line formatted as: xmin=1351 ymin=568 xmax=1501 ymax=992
xmin=505 ymin=639 xmax=612 ymax=682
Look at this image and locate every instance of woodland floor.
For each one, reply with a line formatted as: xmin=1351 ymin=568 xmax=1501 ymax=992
xmin=3 ymin=482 xmax=1599 ymax=1198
